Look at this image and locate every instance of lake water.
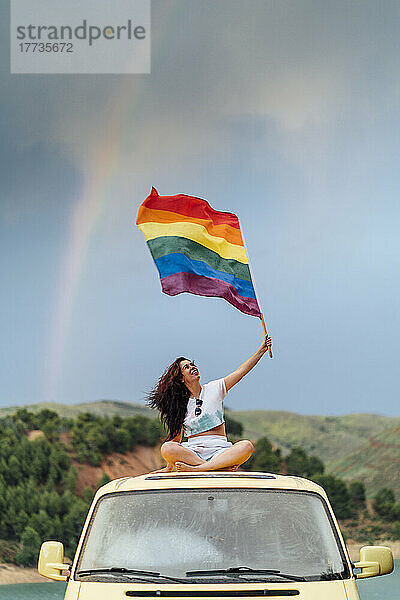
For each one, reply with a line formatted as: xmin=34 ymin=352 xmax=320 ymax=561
xmin=0 ymin=563 xmax=398 ymax=599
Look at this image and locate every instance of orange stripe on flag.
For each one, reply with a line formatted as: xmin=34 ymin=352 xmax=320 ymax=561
xmin=137 ymin=206 xmax=244 ymax=247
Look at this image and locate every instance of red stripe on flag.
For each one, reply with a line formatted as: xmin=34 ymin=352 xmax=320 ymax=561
xmin=142 ymin=188 xmax=241 ymax=230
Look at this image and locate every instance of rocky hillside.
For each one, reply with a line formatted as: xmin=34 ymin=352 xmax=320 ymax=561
xmin=234 ymin=410 xmax=400 ymax=463
xmin=4 ymin=401 xmax=398 ymax=463
xmin=3 ymin=400 xmax=400 ymax=498
xmin=329 ymin=424 xmax=400 ymax=498
xmin=72 ymin=444 xmax=163 ymax=494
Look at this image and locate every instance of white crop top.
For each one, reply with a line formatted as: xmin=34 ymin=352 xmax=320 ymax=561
xmin=183 ymin=378 xmax=227 ymax=437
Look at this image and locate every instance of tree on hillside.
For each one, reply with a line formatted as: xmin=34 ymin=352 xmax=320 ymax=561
xmin=12 ymin=408 xmax=35 ymax=430
xmin=126 ymin=415 xmax=163 ymax=446
xmin=40 ymin=490 xmax=62 ymax=518
xmin=97 ymin=472 xmax=111 ymax=487
xmin=31 ymin=438 xmax=52 ymax=484
xmin=285 ymin=447 xmax=324 ymax=478
xmin=15 ymin=526 xmax=41 ymax=567
xmin=15 ymin=510 xmax=29 ymax=537
xmin=35 ymin=409 xmax=61 ymax=432
xmin=389 ymin=503 xmax=400 ymax=521
xmin=286 ymin=447 xmax=310 ymax=477
xmin=0 ymin=409 xmax=168 ymax=564
xmin=82 ymin=486 xmax=95 ymax=504
xmin=63 ymin=498 xmax=90 ymax=554
xmin=224 ymin=413 xmax=243 ymax=437
xmin=7 ymin=455 xmax=22 ymax=486
xmin=313 ymin=474 xmax=352 ymax=519
xmin=42 ymin=422 xmax=59 ymax=442
xmin=308 ymin=455 xmax=325 ymax=477
xmin=71 ymin=412 xmax=164 ymax=465
xmin=62 ymin=466 xmax=78 ymax=494
xmin=349 ymin=481 xmax=366 ymax=508
xmin=373 ymin=488 xmax=396 ymax=519
xmin=29 ymin=509 xmax=53 ymax=540
xmin=246 ymin=437 xmax=281 ymax=473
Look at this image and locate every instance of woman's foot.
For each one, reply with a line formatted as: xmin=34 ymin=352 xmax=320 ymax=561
xmin=175 ymin=462 xmax=238 ymax=472
xmin=151 ymin=463 xmax=174 ymax=473
xmin=175 ymin=462 xmax=198 ymax=472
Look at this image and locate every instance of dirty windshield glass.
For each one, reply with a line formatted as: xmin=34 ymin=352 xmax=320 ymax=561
xmin=77 ymin=489 xmax=347 ymax=581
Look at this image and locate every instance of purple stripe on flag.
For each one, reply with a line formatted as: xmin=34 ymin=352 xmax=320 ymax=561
xmin=160 ymin=272 xmax=261 ymax=317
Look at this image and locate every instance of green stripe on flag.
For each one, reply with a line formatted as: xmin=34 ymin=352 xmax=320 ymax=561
xmin=147 ymin=236 xmax=252 ymax=282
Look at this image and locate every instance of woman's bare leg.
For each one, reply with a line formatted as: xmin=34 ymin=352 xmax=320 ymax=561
xmin=176 ymin=440 xmax=254 ymax=472
xmin=152 ymin=441 xmax=206 ymax=472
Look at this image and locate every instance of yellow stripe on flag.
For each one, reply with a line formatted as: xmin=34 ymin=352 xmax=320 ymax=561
xmin=138 ymin=221 xmax=248 ymax=264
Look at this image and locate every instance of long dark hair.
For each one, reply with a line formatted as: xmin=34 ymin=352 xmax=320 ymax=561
xmin=147 ymin=357 xmax=190 ymax=441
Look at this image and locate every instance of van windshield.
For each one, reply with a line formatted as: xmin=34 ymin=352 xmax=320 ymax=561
xmin=76 ymin=489 xmax=348 ymax=581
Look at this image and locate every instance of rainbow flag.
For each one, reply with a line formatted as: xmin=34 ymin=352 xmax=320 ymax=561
xmin=136 ymin=188 xmax=261 ymax=317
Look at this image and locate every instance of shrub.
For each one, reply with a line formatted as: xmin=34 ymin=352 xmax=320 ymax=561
xmin=313 ymin=474 xmax=352 ymax=519
xmin=286 ymin=447 xmax=324 ymax=478
xmin=97 ymin=473 xmax=111 ymax=488
xmin=373 ymin=488 xmax=396 ymax=519
xmin=349 ymin=481 xmax=366 ymax=508
xmin=15 ymin=526 xmax=41 ymax=567
xmin=246 ymin=437 xmax=281 ymax=473
xmin=286 ymin=447 xmax=309 ymax=477
xmin=224 ymin=413 xmax=244 ymax=437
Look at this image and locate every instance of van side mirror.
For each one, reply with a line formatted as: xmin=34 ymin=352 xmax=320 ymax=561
xmin=353 ymin=545 xmax=394 ymax=579
xmin=38 ymin=541 xmax=70 ymax=581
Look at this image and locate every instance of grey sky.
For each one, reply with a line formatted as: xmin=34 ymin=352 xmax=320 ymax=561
xmin=1 ymin=0 xmax=399 ymax=414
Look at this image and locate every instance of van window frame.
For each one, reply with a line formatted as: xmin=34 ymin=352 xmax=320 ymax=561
xmin=73 ymin=488 xmax=351 ymax=581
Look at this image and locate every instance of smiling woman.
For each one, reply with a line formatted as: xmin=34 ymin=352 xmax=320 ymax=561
xmin=146 ymin=336 xmax=272 ymax=473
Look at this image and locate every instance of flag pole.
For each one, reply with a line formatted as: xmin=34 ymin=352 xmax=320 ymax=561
xmin=260 ymin=313 xmax=273 ymax=358
xmin=238 ymin=218 xmax=273 ymax=359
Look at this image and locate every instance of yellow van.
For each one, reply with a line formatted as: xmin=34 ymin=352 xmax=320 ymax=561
xmin=38 ymin=471 xmax=394 ymax=600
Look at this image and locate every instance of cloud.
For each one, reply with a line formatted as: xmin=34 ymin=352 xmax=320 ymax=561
xmin=1 ymin=0 xmax=399 ymax=195
xmin=2 ymin=0 xmax=400 ymax=410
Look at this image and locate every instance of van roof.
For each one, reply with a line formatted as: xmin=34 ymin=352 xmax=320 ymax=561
xmin=94 ymin=471 xmax=327 ymax=499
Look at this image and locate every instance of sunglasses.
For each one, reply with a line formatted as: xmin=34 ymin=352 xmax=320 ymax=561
xmin=194 ymin=398 xmax=203 ymax=416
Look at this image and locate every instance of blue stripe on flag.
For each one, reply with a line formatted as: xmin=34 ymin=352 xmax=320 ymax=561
xmin=154 ymin=253 xmax=256 ymax=299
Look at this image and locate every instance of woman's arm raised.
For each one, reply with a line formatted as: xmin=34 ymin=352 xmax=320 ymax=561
xmin=224 ymin=335 xmax=272 ymax=391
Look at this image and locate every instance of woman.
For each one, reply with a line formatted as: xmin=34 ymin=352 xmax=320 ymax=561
xmin=148 ymin=335 xmax=272 ymax=472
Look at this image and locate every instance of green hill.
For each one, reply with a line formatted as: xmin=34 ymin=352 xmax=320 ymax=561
xmin=234 ymin=410 xmax=400 ymax=499
xmin=3 ymin=401 xmax=400 ymax=498
xmin=328 ymin=424 xmax=400 ymax=498
xmin=233 ymin=410 xmax=400 ymax=463
xmin=3 ymin=402 xmax=398 ymax=465
xmin=0 ymin=400 xmax=153 ymax=419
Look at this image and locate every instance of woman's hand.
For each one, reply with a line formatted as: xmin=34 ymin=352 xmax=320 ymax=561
xmin=260 ymin=335 xmax=272 ymax=354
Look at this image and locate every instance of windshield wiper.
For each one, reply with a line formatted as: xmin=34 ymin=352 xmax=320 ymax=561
xmin=76 ymin=568 xmax=186 ymax=583
xmin=186 ymin=567 xmax=306 ymax=582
